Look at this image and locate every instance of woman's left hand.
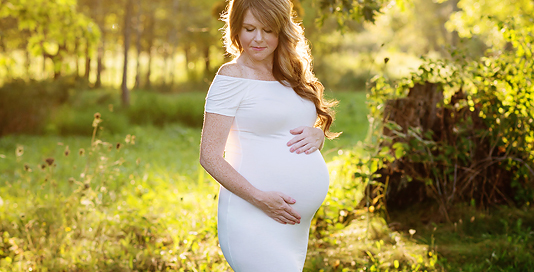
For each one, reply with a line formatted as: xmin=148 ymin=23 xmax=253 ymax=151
xmin=287 ymin=126 xmax=324 ymax=154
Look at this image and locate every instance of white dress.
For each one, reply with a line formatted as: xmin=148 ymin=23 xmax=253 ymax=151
xmin=205 ymin=75 xmax=330 ymax=272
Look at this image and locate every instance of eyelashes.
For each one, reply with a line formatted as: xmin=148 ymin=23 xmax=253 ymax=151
xmin=244 ymin=28 xmax=273 ymax=34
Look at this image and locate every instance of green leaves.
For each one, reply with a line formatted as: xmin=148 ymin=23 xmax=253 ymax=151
xmin=312 ymin=0 xmax=389 ymax=29
xmin=364 ymin=14 xmax=534 ymax=215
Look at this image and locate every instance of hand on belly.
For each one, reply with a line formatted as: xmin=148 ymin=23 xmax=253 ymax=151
xmin=252 ymin=191 xmax=302 ymax=225
xmin=286 ymin=126 xmax=324 ymax=154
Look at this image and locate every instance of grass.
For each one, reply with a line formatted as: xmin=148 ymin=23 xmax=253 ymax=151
xmin=1 ymin=90 xmax=532 ymax=271
xmin=390 ymin=204 xmax=534 ymax=272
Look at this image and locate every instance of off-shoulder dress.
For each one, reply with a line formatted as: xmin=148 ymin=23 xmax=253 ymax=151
xmin=204 ymin=75 xmax=330 ymax=272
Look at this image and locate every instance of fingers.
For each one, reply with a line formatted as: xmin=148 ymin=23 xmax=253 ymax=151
xmin=287 ymin=126 xmax=323 ymax=154
xmin=262 ymin=192 xmax=300 ymax=224
xmin=279 ymin=193 xmax=301 ymax=221
xmin=287 ymin=134 xmax=305 ymax=147
xmin=280 ymin=193 xmax=296 ymax=204
xmin=255 ymin=191 xmax=301 ymax=225
xmin=304 ymin=146 xmax=317 ymax=154
xmin=290 ymin=126 xmax=305 ymax=135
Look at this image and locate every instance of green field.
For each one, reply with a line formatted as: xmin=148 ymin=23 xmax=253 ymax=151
xmin=1 ymin=90 xmax=532 ymax=271
xmin=0 ymin=90 xmax=373 ymax=271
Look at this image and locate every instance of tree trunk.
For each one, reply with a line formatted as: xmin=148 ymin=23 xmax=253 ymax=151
xmin=168 ymin=0 xmax=179 ymax=89
xmin=25 ymin=49 xmax=31 ymax=80
xmin=134 ymin=0 xmax=142 ymax=89
xmin=44 ymin=43 xmax=66 ymax=80
xmin=121 ymin=0 xmax=133 ymax=107
xmin=450 ymin=0 xmax=460 ymax=47
xmin=169 ymin=47 xmax=175 ymax=88
xmin=145 ymin=9 xmax=155 ymax=89
xmin=75 ymin=38 xmax=80 ymax=78
xmin=42 ymin=52 xmax=46 ymax=79
xmin=204 ymin=45 xmax=210 ymax=76
xmin=95 ymin=0 xmax=104 ymax=88
xmin=162 ymin=47 xmax=168 ymax=87
xmin=184 ymin=44 xmax=192 ymax=79
xmin=84 ymin=39 xmax=91 ymax=80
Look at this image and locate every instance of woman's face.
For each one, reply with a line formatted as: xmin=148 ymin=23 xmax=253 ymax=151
xmin=238 ymin=9 xmax=279 ymax=63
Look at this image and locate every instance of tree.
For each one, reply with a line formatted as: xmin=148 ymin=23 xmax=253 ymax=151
xmin=0 ymin=0 xmax=100 ymax=79
xmin=121 ymin=0 xmax=133 ymax=106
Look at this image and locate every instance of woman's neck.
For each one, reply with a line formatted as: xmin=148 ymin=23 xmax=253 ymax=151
xmin=237 ymin=53 xmax=273 ymax=75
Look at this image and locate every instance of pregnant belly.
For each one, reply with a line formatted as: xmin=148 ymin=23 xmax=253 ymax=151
xmin=225 ymin=141 xmax=330 ymax=220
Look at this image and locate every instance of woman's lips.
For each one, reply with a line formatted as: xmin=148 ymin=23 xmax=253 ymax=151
xmin=252 ymin=46 xmax=266 ymax=51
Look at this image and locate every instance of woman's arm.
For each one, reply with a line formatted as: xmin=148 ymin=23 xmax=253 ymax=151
xmin=287 ymin=126 xmax=325 ymax=154
xmin=199 ymin=112 xmax=302 ymax=225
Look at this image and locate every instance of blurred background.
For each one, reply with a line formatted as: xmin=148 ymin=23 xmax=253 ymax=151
xmin=0 ymin=0 xmax=533 ymax=271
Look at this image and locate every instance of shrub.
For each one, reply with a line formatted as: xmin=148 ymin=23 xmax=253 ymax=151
xmin=0 ymin=76 xmax=78 ymax=136
xmin=359 ymin=16 xmax=534 ymax=218
xmin=127 ymin=91 xmax=205 ymax=128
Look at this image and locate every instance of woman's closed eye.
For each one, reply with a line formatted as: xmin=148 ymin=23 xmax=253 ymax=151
xmin=245 ymin=28 xmax=255 ymax=32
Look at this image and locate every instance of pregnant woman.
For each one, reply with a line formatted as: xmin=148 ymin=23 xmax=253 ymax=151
xmin=199 ymin=0 xmax=339 ymax=270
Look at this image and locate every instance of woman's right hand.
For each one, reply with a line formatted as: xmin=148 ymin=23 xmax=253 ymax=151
xmin=253 ymin=191 xmax=301 ymax=225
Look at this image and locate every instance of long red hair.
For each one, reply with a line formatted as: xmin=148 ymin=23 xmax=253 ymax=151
xmin=221 ymin=0 xmax=340 ymax=139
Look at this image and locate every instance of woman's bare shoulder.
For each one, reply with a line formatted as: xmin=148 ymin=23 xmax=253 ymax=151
xmin=217 ymin=62 xmax=243 ymax=78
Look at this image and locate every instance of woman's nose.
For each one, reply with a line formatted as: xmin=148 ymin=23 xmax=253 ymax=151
xmin=254 ymin=30 xmax=263 ymax=42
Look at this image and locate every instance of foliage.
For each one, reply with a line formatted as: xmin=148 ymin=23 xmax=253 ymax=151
xmin=0 ymin=115 xmax=227 ymax=271
xmin=361 ymin=15 xmax=534 ymax=217
xmin=311 ymin=0 xmax=394 ymax=26
xmin=306 ymin=213 xmax=439 ymax=271
xmin=0 ymin=76 xmax=79 ymax=136
xmin=0 ymin=81 xmax=207 ymax=136
xmin=444 ymin=0 xmax=534 ymax=48
xmin=0 ymin=0 xmax=100 ymax=77
xmin=1 ymin=90 xmax=532 ymax=270
xmin=126 ymin=91 xmax=205 ymax=128
xmin=394 ymin=204 xmax=534 ymax=272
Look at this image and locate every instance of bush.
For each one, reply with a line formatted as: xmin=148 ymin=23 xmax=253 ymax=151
xmin=359 ymin=16 xmax=534 ymax=218
xmin=127 ymin=91 xmax=205 ymax=128
xmin=0 ymin=76 xmax=78 ymax=136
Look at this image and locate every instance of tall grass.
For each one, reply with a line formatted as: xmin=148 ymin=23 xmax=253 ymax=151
xmin=3 ymin=90 xmax=529 ymax=271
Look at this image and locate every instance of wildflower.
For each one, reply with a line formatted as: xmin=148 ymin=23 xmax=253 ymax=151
xmin=116 ymin=143 xmax=121 ymax=150
xmin=64 ymin=146 xmax=70 ymax=157
xmin=24 ymin=164 xmax=32 ymax=172
xmin=368 ymin=205 xmax=375 ymax=213
xmin=0 ymin=154 xmax=5 ymax=159
xmin=92 ymin=140 xmax=102 ymax=148
xmin=41 ymin=164 xmax=46 ymax=170
xmin=131 ymin=135 xmax=136 ymax=145
xmin=125 ymin=134 xmax=131 ymax=144
xmin=409 ymin=229 xmax=416 ymax=236
xmin=65 ymin=227 xmax=72 ymax=232
xmin=92 ymin=112 xmax=102 ymax=128
xmin=79 ymin=148 xmax=85 ymax=156
xmin=16 ymin=146 xmax=24 ymax=157
xmin=45 ymin=158 xmax=55 ymax=166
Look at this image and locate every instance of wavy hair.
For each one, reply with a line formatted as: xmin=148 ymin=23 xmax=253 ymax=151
xmin=221 ymin=0 xmax=340 ymax=139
